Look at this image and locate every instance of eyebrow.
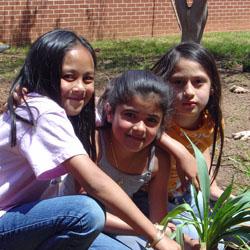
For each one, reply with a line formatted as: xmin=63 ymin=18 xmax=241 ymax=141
xmin=62 ymin=69 xmax=94 ymax=75
xmin=147 ymin=114 xmax=161 ymax=120
xmin=123 ymin=109 xmax=161 ymax=118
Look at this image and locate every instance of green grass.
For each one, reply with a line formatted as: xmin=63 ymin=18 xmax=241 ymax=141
xmin=93 ymin=34 xmax=179 ymax=72
xmin=1 ymin=31 xmax=250 ymax=81
xmin=92 ymin=31 xmax=250 ymax=72
xmin=0 ymin=46 xmax=28 ymax=80
xmin=203 ymin=32 xmax=250 ymax=68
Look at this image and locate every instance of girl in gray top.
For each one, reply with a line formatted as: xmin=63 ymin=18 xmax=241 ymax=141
xmin=95 ymin=70 xmax=175 ymax=246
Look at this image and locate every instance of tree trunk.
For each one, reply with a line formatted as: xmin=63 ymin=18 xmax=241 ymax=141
xmin=174 ymin=0 xmax=208 ymax=43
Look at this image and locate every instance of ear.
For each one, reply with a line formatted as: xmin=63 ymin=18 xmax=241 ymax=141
xmin=105 ymin=103 xmax=113 ymax=123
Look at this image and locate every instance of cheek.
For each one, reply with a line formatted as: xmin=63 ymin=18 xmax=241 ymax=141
xmin=199 ymin=89 xmax=211 ymax=103
xmin=86 ymin=84 xmax=94 ymax=97
xmin=148 ymin=127 xmax=161 ymax=138
xmin=173 ymin=92 xmax=182 ymax=105
xmin=84 ymin=84 xmax=95 ymax=104
xmin=60 ymin=81 xmax=68 ymax=97
xmin=112 ymin=118 xmax=130 ymax=134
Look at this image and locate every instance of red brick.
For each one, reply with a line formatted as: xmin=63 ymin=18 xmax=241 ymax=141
xmin=2 ymin=0 xmax=250 ymax=45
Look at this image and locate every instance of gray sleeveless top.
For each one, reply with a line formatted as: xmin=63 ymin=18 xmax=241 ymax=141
xmin=98 ymin=130 xmax=155 ymax=197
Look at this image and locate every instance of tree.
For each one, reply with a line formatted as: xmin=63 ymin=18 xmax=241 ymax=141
xmin=171 ymin=0 xmax=208 ymax=43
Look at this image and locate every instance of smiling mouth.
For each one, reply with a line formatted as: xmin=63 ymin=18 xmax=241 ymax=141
xmin=183 ymin=101 xmax=197 ymax=106
xmin=127 ymin=134 xmax=145 ymax=142
xmin=68 ymin=96 xmax=84 ymax=101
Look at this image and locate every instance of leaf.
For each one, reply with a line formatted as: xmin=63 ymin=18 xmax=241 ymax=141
xmin=182 ymin=131 xmax=210 ymax=240
xmin=160 ymin=203 xmax=193 ymax=226
xmin=182 ymin=132 xmax=210 ymax=207
xmin=211 ymin=181 xmax=233 ymax=216
xmin=191 ymin=184 xmax=203 ymax=220
xmin=175 ymin=224 xmax=185 ymax=249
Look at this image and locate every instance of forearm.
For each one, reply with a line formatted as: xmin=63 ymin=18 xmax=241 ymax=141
xmin=203 ymin=148 xmax=224 ymax=200
xmin=159 ymin=133 xmax=198 ymax=178
xmin=159 ymin=133 xmax=193 ymax=163
xmin=104 ymin=212 xmax=137 ymax=235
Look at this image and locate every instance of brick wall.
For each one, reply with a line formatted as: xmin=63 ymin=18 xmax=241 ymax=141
xmin=0 ymin=0 xmax=250 ymax=45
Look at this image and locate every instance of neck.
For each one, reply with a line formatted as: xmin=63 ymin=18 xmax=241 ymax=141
xmin=174 ymin=114 xmax=202 ymax=130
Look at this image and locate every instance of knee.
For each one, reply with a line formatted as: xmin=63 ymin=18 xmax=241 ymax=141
xmin=73 ymin=195 xmax=106 ymax=233
xmin=83 ymin=196 xmax=106 ymax=232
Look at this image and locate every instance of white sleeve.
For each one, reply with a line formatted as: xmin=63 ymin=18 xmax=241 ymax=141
xmin=19 ymin=109 xmax=86 ymax=180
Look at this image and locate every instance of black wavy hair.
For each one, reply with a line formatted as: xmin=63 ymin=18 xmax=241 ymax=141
xmin=8 ymin=29 xmax=97 ymax=160
xmin=152 ymin=42 xmax=224 ymax=182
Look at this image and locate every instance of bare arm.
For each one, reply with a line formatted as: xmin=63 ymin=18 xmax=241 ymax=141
xmin=203 ymin=148 xmax=224 ymax=201
xmin=148 ymin=147 xmax=170 ymax=223
xmin=104 ymin=212 xmax=136 ymax=235
xmin=158 ymin=132 xmax=200 ymax=190
xmin=148 ymin=148 xmax=200 ymax=249
xmin=64 ymin=154 xmax=180 ymax=250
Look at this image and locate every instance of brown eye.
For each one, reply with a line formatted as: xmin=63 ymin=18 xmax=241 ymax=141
xmin=170 ymin=77 xmax=184 ymax=85
xmin=83 ymin=75 xmax=94 ymax=84
xmin=63 ymin=74 xmax=75 ymax=81
xmin=193 ymin=78 xmax=205 ymax=86
xmin=124 ymin=112 xmax=136 ymax=119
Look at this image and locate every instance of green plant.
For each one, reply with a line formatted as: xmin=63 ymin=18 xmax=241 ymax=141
xmin=160 ymin=133 xmax=250 ymax=249
xmin=243 ymin=54 xmax=250 ymax=72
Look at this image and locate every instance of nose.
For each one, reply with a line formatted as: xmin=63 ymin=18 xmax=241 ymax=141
xmin=72 ymin=79 xmax=86 ymax=93
xmin=183 ymin=81 xmax=195 ymax=97
xmin=132 ymin=120 xmax=146 ymax=136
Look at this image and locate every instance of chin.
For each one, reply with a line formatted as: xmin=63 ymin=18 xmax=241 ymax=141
xmin=66 ymin=109 xmax=82 ymax=116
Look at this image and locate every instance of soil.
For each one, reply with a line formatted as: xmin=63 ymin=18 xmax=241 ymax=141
xmin=0 ymin=57 xmax=249 ymax=193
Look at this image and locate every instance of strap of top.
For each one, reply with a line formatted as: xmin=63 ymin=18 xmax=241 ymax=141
xmin=147 ymin=144 xmax=155 ymax=173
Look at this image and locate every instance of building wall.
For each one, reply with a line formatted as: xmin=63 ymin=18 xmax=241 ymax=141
xmin=1 ymin=0 xmax=250 ymax=45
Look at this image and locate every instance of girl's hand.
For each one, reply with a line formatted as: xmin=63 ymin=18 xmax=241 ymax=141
xmin=13 ymin=86 xmax=28 ymax=105
xmin=175 ymin=154 xmax=200 ymax=192
xmin=3 ymin=86 xmax=28 ymax=111
xmin=183 ymin=235 xmax=200 ymax=250
xmin=154 ymin=235 xmax=181 ymax=250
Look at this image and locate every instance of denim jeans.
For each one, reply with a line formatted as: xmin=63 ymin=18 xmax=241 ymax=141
xmin=168 ymin=185 xmax=204 ymax=240
xmin=0 ymin=195 xmax=105 ymax=250
xmin=90 ymin=233 xmax=133 ymax=250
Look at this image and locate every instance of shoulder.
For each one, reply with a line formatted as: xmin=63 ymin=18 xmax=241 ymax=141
xmin=154 ymin=146 xmax=171 ymax=171
xmin=27 ymin=93 xmax=65 ymax=117
xmin=16 ymin=93 xmax=66 ymax=121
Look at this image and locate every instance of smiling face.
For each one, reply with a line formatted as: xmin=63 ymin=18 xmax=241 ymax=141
xmin=60 ymin=44 xmax=95 ymax=116
xmin=108 ymin=94 xmax=163 ymax=152
xmin=169 ymin=58 xmax=212 ymax=129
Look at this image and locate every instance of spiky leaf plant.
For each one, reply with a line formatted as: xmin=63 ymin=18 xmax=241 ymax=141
xmin=160 ymin=133 xmax=250 ymax=249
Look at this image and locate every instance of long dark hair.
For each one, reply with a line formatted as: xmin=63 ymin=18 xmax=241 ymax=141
xmin=8 ymin=29 xmax=97 ymax=160
xmin=97 ymin=70 xmax=174 ymax=137
xmin=152 ymin=42 xmax=224 ymax=182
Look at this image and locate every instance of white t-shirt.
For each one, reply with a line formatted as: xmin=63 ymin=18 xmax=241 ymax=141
xmin=0 ymin=93 xmax=86 ymax=216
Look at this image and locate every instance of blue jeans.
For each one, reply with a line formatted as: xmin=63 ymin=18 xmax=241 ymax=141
xmin=0 ymin=195 xmax=105 ymax=250
xmin=168 ymin=185 xmax=204 ymax=240
xmin=90 ymin=233 xmax=133 ymax=250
